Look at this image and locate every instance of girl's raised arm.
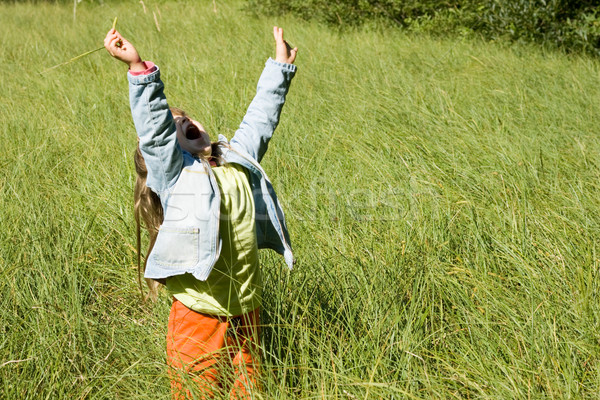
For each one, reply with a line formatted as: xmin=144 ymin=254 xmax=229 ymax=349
xmin=230 ymin=27 xmax=298 ymax=163
xmin=105 ymin=30 xmax=182 ymax=194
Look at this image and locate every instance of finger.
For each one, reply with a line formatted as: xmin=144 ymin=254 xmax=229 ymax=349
xmin=108 ymin=36 xmax=119 ymax=47
xmin=104 ymin=31 xmax=116 ymax=46
xmin=289 ymin=47 xmax=298 ymax=63
xmin=273 ymin=26 xmax=284 ymax=44
xmin=105 ymin=29 xmax=120 ymax=42
xmin=284 ymin=40 xmax=296 ymax=53
xmin=104 ymin=36 xmax=114 ymax=49
xmin=108 ymin=36 xmax=123 ymax=52
xmin=104 ymin=31 xmax=121 ymax=48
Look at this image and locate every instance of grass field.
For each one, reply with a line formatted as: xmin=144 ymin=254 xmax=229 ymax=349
xmin=1 ymin=0 xmax=600 ymax=398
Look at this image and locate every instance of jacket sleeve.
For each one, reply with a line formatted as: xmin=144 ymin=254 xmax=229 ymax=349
xmin=128 ymin=65 xmax=182 ymax=194
xmin=230 ymin=58 xmax=296 ymax=163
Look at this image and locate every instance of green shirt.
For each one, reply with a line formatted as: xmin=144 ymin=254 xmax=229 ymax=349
xmin=166 ymin=164 xmax=261 ymax=316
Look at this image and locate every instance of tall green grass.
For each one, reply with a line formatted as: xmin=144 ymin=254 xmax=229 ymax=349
xmin=1 ymin=1 xmax=599 ymax=398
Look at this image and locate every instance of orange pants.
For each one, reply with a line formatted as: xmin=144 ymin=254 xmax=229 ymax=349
xmin=166 ymin=299 xmax=260 ymax=400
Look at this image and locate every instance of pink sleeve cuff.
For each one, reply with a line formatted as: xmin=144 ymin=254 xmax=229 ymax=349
xmin=129 ymin=61 xmax=157 ymax=76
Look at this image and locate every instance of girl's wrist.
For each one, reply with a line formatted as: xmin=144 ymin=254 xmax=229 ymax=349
xmin=129 ymin=61 xmax=156 ymax=76
xmin=129 ymin=59 xmax=146 ymax=72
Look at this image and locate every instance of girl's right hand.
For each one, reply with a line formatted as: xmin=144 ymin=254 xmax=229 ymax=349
xmin=104 ymin=29 xmax=146 ymax=72
xmin=273 ymin=26 xmax=298 ymax=64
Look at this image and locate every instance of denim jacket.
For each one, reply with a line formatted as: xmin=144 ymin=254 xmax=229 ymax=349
xmin=128 ymin=58 xmax=296 ymax=281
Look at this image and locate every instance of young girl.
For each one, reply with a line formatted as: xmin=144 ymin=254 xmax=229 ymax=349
xmin=104 ymin=26 xmax=297 ymax=399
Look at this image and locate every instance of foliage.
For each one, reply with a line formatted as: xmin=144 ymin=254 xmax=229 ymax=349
xmin=247 ymin=0 xmax=600 ymax=55
xmin=472 ymin=0 xmax=600 ymax=55
xmin=246 ymin=0 xmax=464 ymax=27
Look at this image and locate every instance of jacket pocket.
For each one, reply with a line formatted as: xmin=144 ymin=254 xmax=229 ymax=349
xmin=151 ymin=226 xmax=199 ymax=267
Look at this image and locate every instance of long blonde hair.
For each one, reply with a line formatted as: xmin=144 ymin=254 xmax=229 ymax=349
xmin=134 ymin=145 xmax=163 ymax=301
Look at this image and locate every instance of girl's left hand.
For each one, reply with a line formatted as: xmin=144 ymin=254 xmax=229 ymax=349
xmin=273 ymin=26 xmax=298 ymax=64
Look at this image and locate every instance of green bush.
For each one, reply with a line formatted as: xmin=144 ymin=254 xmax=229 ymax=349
xmin=246 ymin=0 xmax=600 ymax=55
xmin=472 ymin=0 xmax=600 ymax=55
xmin=246 ymin=0 xmax=465 ymax=27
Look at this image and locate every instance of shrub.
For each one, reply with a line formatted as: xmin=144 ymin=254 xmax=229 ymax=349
xmin=246 ymin=0 xmax=600 ymax=56
xmin=246 ymin=0 xmax=466 ymax=27
xmin=472 ymin=0 xmax=600 ymax=55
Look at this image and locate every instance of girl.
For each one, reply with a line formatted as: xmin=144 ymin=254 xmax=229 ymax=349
xmin=104 ymin=26 xmax=297 ymax=399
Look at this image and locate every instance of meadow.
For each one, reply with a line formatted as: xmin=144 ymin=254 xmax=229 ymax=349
xmin=1 ymin=0 xmax=599 ymax=398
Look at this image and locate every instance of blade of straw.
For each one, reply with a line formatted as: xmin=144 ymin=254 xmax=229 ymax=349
xmin=42 ymin=46 xmax=105 ymax=74
xmin=41 ymin=16 xmax=118 ymax=74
